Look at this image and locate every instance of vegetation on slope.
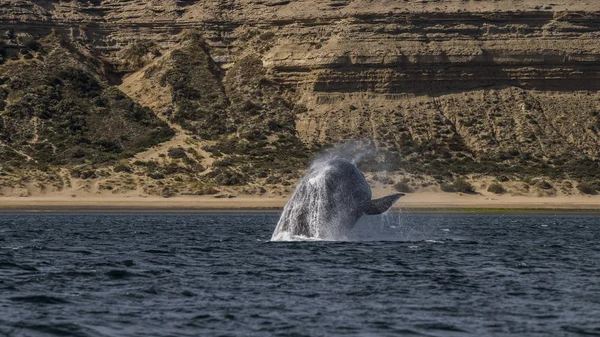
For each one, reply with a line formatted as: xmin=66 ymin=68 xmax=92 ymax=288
xmin=0 ymin=32 xmax=174 ymax=169
xmin=343 ymin=89 xmax=600 ymax=190
xmin=161 ymin=33 xmax=229 ymax=139
xmin=2 ymin=27 xmax=600 ymax=198
xmin=210 ymin=54 xmax=309 ymax=186
xmin=158 ymin=33 xmax=310 ymax=187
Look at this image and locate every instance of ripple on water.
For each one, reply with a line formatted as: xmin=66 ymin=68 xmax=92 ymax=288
xmin=0 ymin=213 xmax=598 ymax=336
xmin=104 ymin=269 xmax=145 ymax=279
xmin=0 ymin=261 xmax=38 ymax=271
xmin=10 ymin=295 xmax=70 ymax=305
xmin=8 ymin=323 xmax=99 ymax=337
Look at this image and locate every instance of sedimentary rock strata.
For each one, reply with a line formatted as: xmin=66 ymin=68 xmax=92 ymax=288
xmin=1 ymin=0 xmax=600 ymax=196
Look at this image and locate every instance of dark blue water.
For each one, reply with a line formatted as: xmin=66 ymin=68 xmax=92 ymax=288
xmin=1 ymin=213 xmax=599 ymax=336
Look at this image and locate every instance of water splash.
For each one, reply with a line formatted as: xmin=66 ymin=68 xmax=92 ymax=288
xmin=271 ymin=142 xmax=394 ymax=242
xmin=271 ymin=159 xmax=356 ymax=241
xmin=311 ymin=141 xmax=377 ymax=167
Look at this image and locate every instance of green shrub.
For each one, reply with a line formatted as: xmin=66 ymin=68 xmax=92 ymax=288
xmin=16 ymin=33 xmax=35 ymax=48
xmin=590 ymin=181 xmax=600 ymax=191
xmin=379 ymin=176 xmax=394 ymax=185
xmin=440 ymin=183 xmax=456 ymax=193
xmin=167 ymin=147 xmax=187 ymax=159
xmin=190 ymin=162 xmax=206 ymax=173
xmin=577 ymin=183 xmax=596 ymax=195
xmin=536 ymin=180 xmax=553 ymax=190
xmin=452 ymin=178 xmax=475 ymax=194
xmin=182 ymin=156 xmax=195 ymax=166
xmin=202 ymin=145 xmax=222 ymax=157
xmin=487 ymin=182 xmax=506 ymax=194
xmin=79 ymin=170 xmax=96 ymax=179
xmin=213 ymin=157 xmax=234 ymax=167
xmin=122 ymin=40 xmax=160 ymax=68
xmin=265 ymin=175 xmax=281 ymax=184
xmin=148 ymin=172 xmax=165 ymax=180
xmin=113 ymin=164 xmax=132 ymax=173
xmin=213 ymin=169 xmax=245 ymax=186
xmin=190 ymin=182 xmax=219 ymax=195
xmin=393 ymin=182 xmax=413 ymax=193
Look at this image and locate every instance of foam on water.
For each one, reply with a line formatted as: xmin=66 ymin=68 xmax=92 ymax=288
xmin=270 ymin=231 xmax=327 ymax=242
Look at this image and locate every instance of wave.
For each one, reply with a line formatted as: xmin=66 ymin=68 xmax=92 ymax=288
xmin=10 ymin=295 xmax=70 ymax=305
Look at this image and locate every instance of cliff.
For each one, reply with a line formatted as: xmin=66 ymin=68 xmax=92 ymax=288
xmin=1 ymin=0 xmax=600 ymax=198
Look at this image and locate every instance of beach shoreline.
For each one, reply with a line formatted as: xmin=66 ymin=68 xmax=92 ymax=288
xmin=1 ymin=192 xmax=600 ymax=213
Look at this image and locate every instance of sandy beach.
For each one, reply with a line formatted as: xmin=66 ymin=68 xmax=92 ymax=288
xmin=1 ymin=192 xmax=599 ymax=213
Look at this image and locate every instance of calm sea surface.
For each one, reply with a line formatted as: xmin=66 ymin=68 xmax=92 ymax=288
xmin=0 ymin=212 xmax=599 ymax=336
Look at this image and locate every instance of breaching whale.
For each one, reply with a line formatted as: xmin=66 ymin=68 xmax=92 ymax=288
xmin=271 ymin=158 xmax=404 ymax=240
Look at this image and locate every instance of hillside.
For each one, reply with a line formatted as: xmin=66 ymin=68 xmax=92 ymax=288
xmin=1 ymin=0 xmax=600 ymax=199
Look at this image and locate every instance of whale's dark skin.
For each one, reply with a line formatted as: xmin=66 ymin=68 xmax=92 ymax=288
xmin=272 ymin=158 xmax=404 ymax=240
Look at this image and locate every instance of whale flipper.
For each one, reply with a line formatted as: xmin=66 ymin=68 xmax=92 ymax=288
xmin=362 ymin=193 xmax=405 ymax=215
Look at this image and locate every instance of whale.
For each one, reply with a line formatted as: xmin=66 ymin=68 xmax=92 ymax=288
xmin=271 ymin=157 xmax=404 ymax=240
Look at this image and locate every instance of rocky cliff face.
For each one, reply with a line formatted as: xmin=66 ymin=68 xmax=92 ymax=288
xmin=1 ymin=0 xmax=600 ymax=196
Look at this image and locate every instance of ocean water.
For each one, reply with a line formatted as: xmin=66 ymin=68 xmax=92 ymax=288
xmin=0 ymin=212 xmax=599 ymax=336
